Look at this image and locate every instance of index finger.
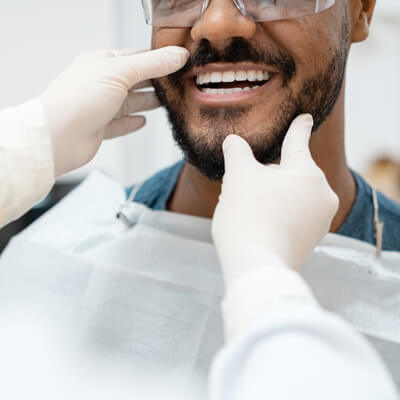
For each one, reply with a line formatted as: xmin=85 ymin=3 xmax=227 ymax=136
xmin=280 ymin=114 xmax=316 ymax=170
xmin=121 ymin=46 xmax=189 ymax=86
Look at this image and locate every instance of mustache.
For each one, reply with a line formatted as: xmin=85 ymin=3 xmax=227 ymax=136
xmin=168 ymin=37 xmax=297 ymax=90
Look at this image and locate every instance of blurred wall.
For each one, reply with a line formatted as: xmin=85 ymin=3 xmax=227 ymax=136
xmin=345 ymin=0 xmax=400 ymax=170
xmin=0 ymin=0 xmax=182 ymax=186
xmin=0 ymin=0 xmax=399 ymax=186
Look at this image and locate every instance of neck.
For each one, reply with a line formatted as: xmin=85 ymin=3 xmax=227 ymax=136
xmin=168 ymin=88 xmax=356 ymax=233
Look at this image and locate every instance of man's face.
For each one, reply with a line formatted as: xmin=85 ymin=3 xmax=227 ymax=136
xmin=151 ymin=0 xmax=350 ymax=180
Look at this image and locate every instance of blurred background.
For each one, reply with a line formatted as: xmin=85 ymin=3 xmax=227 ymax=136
xmin=0 ymin=0 xmax=399 ymax=250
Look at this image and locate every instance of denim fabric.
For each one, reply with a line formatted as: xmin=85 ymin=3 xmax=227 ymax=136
xmin=126 ymin=161 xmax=400 ymax=251
xmin=337 ymin=170 xmax=400 ymax=250
xmin=126 ymin=160 xmax=185 ymax=210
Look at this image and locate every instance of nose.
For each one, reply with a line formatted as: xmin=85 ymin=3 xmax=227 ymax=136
xmin=191 ymin=0 xmax=257 ymax=45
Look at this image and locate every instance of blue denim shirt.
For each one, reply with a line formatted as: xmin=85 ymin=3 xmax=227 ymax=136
xmin=127 ymin=160 xmax=400 ymax=251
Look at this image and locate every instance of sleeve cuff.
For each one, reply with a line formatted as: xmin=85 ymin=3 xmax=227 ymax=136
xmin=0 ymin=98 xmax=55 ymax=227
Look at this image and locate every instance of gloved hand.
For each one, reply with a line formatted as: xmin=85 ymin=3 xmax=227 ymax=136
xmin=40 ymin=47 xmax=189 ymax=177
xmin=212 ymin=114 xmax=339 ymax=288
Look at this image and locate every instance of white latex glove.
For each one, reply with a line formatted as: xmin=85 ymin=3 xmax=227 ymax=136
xmin=40 ymin=47 xmax=189 ymax=177
xmin=212 ymin=114 xmax=339 ymax=288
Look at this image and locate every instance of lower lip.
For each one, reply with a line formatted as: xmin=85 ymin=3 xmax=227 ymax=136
xmin=187 ymin=74 xmax=279 ymax=106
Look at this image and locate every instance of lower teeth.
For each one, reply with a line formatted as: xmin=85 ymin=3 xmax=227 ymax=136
xmin=200 ymin=86 xmax=260 ymax=94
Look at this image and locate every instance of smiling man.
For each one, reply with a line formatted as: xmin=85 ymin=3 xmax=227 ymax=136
xmin=131 ymin=0 xmax=400 ymax=250
xmin=1 ymin=1 xmax=400 ymax=395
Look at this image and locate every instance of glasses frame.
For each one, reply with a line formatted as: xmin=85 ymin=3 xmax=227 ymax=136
xmin=141 ymin=0 xmax=335 ymax=27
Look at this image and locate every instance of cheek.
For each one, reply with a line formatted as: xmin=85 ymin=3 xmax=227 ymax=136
xmin=153 ymin=76 xmax=184 ymax=109
xmin=264 ymin=17 xmax=342 ymax=76
xmin=151 ymin=28 xmax=190 ymax=49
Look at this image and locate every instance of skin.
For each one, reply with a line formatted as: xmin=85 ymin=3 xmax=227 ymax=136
xmin=151 ymin=0 xmax=376 ymax=232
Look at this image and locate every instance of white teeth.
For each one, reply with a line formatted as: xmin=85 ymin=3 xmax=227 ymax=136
xmin=200 ymin=86 xmax=260 ymax=94
xmin=197 ymin=69 xmax=270 ymax=85
xmin=210 ymin=72 xmax=222 ymax=83
xmin=222 ymin=71 xmax=236 ymax=83
xmin=247 ymin=70 xmax=257 ymax=81
xmin=236 ymin=71 xmax=247 ymax=81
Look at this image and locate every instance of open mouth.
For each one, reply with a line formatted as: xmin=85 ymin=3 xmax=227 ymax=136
xmin=194 ymin=69 xmax=272 ymax=94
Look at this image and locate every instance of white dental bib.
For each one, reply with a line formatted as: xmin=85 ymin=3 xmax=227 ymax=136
xmin=0 ymin=171 xmax=399 ymax=393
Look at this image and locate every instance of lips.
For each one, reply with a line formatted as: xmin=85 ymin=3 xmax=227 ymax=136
xmin=186 ymin=75 xmax=277 ymax=107
xmin=197 ymin=69 xmax=270 ymax=85
xmin=184 ymin=63 xmax=277 ymax=104
xmin=194 ymin=69 xmax=271 ymax=95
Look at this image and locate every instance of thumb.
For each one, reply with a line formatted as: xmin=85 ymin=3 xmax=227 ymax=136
xmin=280 ymin=114 xmax=315 ymax=170
xmin=118 ymin=46 xmax=189 ymax=87
xmin=223 ymin=135 xmax=256 ymax=175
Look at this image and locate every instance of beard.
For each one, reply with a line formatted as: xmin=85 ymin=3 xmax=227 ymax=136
xmin=152 ymin=21 xmax=349 ymax=181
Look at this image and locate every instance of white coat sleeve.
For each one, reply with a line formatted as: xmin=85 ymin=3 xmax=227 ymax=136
xmin=209 ymin=267 xmax=399 ymax=400
xmin=0 ymin=99 xmax=55 ymax=228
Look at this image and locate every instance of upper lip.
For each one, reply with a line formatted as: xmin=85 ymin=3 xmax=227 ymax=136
xmin=187 ymin=63 xmax=278 ymax=79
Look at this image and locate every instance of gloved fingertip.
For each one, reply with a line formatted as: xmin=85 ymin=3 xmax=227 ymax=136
xmin=162 ymin=46 xmax=190 ymax=66
xmin=297 ymin=113 xmax=314 ymax=127
xmin=285 ymin=114 xmax=314 ymax=147
xmin=222 ymin=134 xmax=252 ymax=159
xmin=222 ymin=134 xmax=239 ymax=154
xmin=280 ymin=114 xmax=316 ymax=169
xmin=222 ymin=135 xmax=256 ymax=173
xmin=289 ymin=114 xmax=313 ymax=142
xmin=300 ymin=114 xmax=313 ymax=143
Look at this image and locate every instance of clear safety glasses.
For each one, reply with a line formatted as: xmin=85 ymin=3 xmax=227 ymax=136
xmin=141 ymin=0 xmax=336 ymax=27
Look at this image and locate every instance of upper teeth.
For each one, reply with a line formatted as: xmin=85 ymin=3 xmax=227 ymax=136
xmin=196 ymin=70 xmax=270 ymax=85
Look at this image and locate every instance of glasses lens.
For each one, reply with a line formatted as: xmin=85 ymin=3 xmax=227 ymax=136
xmin=142 ymin=0 xmax=203 ymax=27
xmin=244 ymin=0 xmax=335 ymax=22
xmin=141 ymin=0 xmax=335 ymax=27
